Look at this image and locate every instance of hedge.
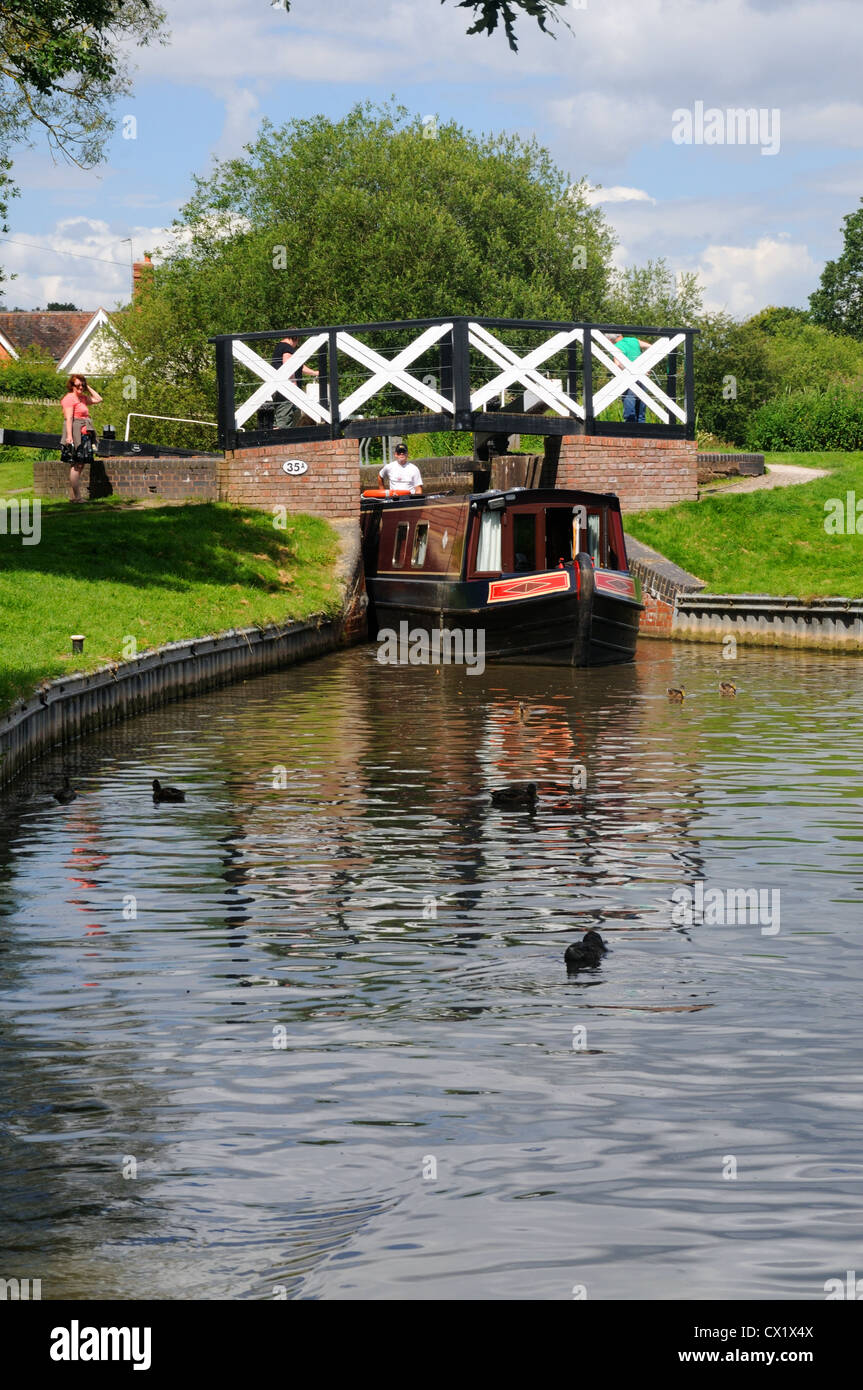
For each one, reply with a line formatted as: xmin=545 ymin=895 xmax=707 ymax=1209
xmin=745 ymin=386 xmax=863 ymax=451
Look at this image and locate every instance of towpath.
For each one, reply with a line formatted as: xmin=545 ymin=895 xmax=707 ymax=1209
xmin=700 ymin=462 xmax=830 ymax=497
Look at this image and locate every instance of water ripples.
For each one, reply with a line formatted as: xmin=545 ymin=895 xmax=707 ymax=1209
xmin=1 ymin=642 xmax=862 ymax=1298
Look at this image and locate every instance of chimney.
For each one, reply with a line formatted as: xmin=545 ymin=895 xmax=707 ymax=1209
xmin=132 ymin=253 xmax=154 ymax=304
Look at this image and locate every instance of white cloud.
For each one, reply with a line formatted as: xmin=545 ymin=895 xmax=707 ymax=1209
xmin=585 ymin=186 xmax=656 ymax=206
xmin=213 ymin=88 xmax=262 ymax=160
xmin=8 ymin=0 xmax=863 ymax=321
xmin=780 ymin=102 xmax=863 ymax=149
xmin=103 ymin=0 xmax=863 ymax=158
xmin=695 ymin=235 xmax=821 ymax=315
xmin=595 ymin=194 xmax=824 ymax=315
xmin=550 ymin=93 xmax=669 ymax=163
xmin=129 ymin=0 xmax=485 ymax=87
xmin=1 ymin=218 xmax=167 ymax=310
xmin=133 ymin=0 xmax=861 ymax=107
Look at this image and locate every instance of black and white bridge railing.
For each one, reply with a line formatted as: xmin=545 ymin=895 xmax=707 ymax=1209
xmin=211 ymin=316 xmax=697 ymax=448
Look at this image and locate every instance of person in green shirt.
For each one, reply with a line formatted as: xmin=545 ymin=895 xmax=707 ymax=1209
xmin=608 ymin=333 xmax=652 ymax=424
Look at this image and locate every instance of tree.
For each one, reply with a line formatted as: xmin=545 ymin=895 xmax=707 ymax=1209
xmin=450 ymin=0 xmax=567 ymax=47
xmin=0 ymin=2 xmax=167 ymax=292
xmin=46 ymin=301 xmax=78 ymax=311
xmin=0 ymin=1 xmax=168 ymax=164
xmin=809 ymin=199 xmax=863 ymax=340
xmin=693 ymin=312 xmax=772 ymax=444
xmin=603 ymin=258 xmax=703 ymax=327
xmin=744 ymin=307 xmax=863 ymax=397
xmin=745 ymin=305 xmax=810 ymax=336
xmin=0 ymin=152 xmax=13 ymax=298
xmin=104 ymin=102 xmax=616 ymax=445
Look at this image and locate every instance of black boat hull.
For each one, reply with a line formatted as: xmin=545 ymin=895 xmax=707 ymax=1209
xmin=366 ymin=557 xmax=642 ymax=667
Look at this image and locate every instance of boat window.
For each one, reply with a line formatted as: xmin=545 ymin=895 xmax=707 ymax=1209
xmin=586 ymin=511 xmax=602 ymax=566
xmin=607 ymin=508 xmax=626 ymax=571
xmin=545 ymin=508 xmax=573 ymax=568
xmin=512 ymin=513 xmax=536 ymax=572
xmin=411 ymin=522 xmax=429 ymax=567
xmin=392 ymin=522 xmax=409 ymax=567
xmin=476 ymin=510 xmax=502 ymax=572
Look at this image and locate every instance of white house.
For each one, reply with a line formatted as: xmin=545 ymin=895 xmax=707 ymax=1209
xmin=0 ymin=306 xmax=130 ymax=377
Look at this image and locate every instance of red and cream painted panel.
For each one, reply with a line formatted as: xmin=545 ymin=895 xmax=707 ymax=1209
xmin=487 ymin=571 xmax=571 ymax=604
xmin=593 ymin=569 xmax=638 ymax=600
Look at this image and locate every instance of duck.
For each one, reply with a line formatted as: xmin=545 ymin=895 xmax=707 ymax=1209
xmin=152 ymin=778 xmax=186 ymax=803
xmin=517 ymin=702 xmax=544 ymax=724
xmin=53 ymin=775 xmax=77 ymax=805
xmin=667 ymin=686 xmax=685 ymax=703
xmin=719 ymin=681 xmax=737 ymax=696
xmin=564 ymin=930 xmax=607 ymax=971
xmin=490 ymin=781 xmax=538 ymax=809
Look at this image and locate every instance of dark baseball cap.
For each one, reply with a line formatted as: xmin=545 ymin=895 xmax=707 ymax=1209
xmin=394 ymin=442 xmax=408 ymax=454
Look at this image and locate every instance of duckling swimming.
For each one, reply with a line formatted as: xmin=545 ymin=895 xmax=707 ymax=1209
xmin=667 ymin=686 xmax=685 ymax=703
xmin=517 ymin=702 xmax=544 ymax=724
xmin=490 ymin=781 xmax=538 ymax=809
xmin=152 ymin=778 xmax=186 ymax=803
xmin=53 ymin=775 xmax=77 ymax=805
xmin=564 ymin=930 xmax=607 ymax=971
xmin=719 ymin=681 xmax=737 ymax=696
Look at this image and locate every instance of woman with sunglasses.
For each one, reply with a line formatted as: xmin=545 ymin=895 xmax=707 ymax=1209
xmin=61 ymin=375 xmax=103 ymax=501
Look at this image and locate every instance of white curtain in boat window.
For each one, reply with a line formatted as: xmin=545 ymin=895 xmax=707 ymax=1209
xmin=411 ymin=523 xmax=429 ymax=566
xmin=477 ymin=510 xmax=502 ymax=571
xmin=587 ymin=512 xmax=601 ymax=564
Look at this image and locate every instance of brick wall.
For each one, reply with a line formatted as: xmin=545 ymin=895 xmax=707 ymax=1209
xmin=34 ymin=455 xmax=218 ymax=500
xmin=639 ymin=592 xmax=676 ymax=637
xmin=624 ymin=533 xmax=705 ymax=640
xmin=552 ymin=435 xmax=698 ymax=512
xmin=220 ymin=438 xmax=360 ymax=519
xmin=33 ymin=435 xmax=692 ymax=517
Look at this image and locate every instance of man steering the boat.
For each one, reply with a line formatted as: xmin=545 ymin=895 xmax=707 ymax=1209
xmin=378 ymin=442 xmax=423 ymax=495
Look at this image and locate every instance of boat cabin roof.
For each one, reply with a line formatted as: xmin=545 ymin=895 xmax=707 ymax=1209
xmin=360 ymin=486 xmax=623 ymax=512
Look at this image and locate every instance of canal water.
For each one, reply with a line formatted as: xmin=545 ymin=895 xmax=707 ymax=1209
xmin=1 ymin=642 xmax=862 ymax=1301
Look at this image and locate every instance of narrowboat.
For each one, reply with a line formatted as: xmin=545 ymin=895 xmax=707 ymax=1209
xmin=360 ymin=487 xmax=643 ymax=666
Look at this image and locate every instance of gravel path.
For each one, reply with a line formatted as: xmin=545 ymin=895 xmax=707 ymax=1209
xmin=701 ymin=463 xmax=830 ymax=496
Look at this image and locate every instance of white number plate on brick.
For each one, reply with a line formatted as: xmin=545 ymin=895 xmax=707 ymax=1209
xmin=282 ymin=459 xmax=308 ymax=475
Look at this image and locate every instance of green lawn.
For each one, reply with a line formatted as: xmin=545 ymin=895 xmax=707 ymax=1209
xmin=0 ymin=452 xmax=38 ymax=493
xmin=763 ymin=450 xmax=848 ymax=469
xmin=628 ymin=451 xmax=862 ymax=597
xmin=0 ymin=501 xmax=341 ymax=710
xmin=1 ymin=395 xmax=62 ymax=494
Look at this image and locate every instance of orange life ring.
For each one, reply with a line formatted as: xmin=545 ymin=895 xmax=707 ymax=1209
xmin=361 ymin=488 xmax=420 ymax=499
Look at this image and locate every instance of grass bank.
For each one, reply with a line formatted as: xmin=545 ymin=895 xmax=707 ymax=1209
xmin=762 ymin=450 xmax=850 ymax=469
xmin=627 ymin=451 xmax=861 ymax=598
xmin=0 ymin=397 xmax=62 ymax=493
xmin=0 ymin=501 xmax=342 ymax=710
xmin=0 ymin=452 xmax=36 ymax=492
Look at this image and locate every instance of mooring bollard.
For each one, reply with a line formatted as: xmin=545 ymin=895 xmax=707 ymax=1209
xmin=71 ymin=635 xmax=85 ymax=654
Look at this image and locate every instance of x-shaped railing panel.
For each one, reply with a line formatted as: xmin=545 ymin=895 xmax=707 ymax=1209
xmin=336 ymin=323 xmax=455 ymax=418
xmin=468 ymin=322 xmax=584 ymax=418
xmin=590 ymin=331 xmax=686 ymax=424
xmin=233 ymin=334 xmax=331 ymax=428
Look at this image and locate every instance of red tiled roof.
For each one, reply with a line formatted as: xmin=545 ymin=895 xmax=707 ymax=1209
xmin=0 ymin=311 xmax=95 ymax=361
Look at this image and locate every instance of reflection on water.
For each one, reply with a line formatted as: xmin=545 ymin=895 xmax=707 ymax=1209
xmin=1 ymin=643 xmax=862 ymax=1299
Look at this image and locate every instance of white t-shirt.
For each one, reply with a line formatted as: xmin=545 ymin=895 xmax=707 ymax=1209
xmin=379 ymin=460 xmax=422 ymax=492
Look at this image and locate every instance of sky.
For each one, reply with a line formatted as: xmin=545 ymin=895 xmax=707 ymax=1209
xmin=2 ymin=0 xmax=862 ymax=319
